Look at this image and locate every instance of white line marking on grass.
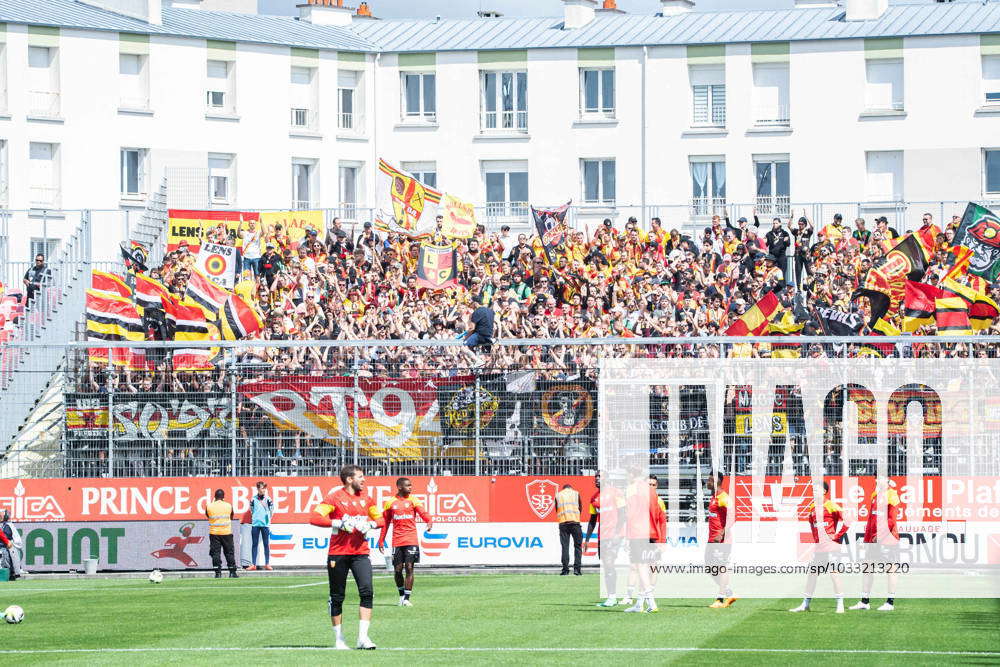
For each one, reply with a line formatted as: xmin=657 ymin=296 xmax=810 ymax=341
xmin=1 ymin=648 xmax=998 ymax=657
xmin=286 ymin=582 xmax=326 ymax=588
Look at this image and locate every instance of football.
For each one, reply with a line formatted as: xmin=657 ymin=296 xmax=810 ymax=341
xmin=148 ymin=570 xmax=164 ymax=584
xmin=4 ymin=605 xmax=24 ymax=624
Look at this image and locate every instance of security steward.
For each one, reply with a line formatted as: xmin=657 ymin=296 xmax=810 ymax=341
xmin=556 ymin=483 xmax=583 ymax=576
xmin=206 ymin=488 xmax=238 ymax=578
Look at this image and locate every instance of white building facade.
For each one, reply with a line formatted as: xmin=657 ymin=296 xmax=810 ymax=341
xmin=0 ymin=0 xmax=999 ymax=259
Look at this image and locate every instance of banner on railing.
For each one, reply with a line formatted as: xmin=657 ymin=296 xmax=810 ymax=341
xmin=0 ymin=476 xmax=594 ymax=524
xmin=65 ymin=392 xmax=235 ymax=442
xmin=167 ymin=210 xmax=258 ymax=253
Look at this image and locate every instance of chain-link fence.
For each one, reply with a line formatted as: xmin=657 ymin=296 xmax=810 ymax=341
xmin=2 ymin=337 xmax=998 ymax=481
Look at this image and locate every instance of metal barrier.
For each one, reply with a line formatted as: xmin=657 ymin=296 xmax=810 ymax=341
xmin=1 ymin=336 xmax=997 ymax=480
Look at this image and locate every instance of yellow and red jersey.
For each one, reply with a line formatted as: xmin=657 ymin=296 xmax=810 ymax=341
xmin=378 ymin=494 xmax=432 ymax=547
xmin=863 ymin=488 xmax=900 ymax=545
xmin=707 ymin=490 xmax=729 ymax=543
xmin=805 ymin=498 xmax=848 ymax=551
xmin=589 ymin=487 xmax=625 ymax=540
xmin=310 ymin=487 xmax=383 ymax=556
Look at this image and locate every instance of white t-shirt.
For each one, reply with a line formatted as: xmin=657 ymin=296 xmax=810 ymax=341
xmin=241 ymin=229 xmax=262 ymax=259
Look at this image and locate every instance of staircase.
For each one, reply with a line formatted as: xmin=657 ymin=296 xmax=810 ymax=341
xmin=0 ymin=180 xmax=171 ymax=476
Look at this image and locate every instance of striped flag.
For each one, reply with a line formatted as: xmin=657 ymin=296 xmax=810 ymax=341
xmin=185 ymin=269 xmax=230 ymax=316
xmin=164 ymin=297 xmax=215 ymax=371
xmin=725 ymin=291 xmax=780 ymax=336
xmin=935 ymin=279 xmax=975 ymax=336
xmin=134 ymin=273 xmax=174 ymax=311
xmin=220 ymin=293 xmax=264 ymax=340
xmin=90 ymin=270 xmax=131 ymax=299
xmin=860 ymin=317 xmax=900 ymax=358
xmin=971 ymin=292 xmax=1000 ymax=332
xmin=902 ymin=281 xmax=940 ymax=333
xmin=86 ymin=289 xmax=145 ymax=367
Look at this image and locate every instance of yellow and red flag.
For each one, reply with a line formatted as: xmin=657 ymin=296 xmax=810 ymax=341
xmin=725 ymin=292 xmax=780 ymax=336
xmin=415 ymin=244 xmax=458 ymax=290
xmin=439 ymin=193 xmax=477 ymax=239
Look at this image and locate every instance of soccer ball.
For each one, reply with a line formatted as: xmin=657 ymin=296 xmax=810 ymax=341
xmin=148 ymin=569 xmax=164 ymax=584
xmin=3 ymin=605 xmax=24 ymax=624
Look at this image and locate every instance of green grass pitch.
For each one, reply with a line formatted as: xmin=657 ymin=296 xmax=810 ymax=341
xmin=1 ymin=573 xmax=998 ymax=665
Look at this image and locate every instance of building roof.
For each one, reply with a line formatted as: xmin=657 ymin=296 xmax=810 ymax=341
xmin=0 ymin=0 xmax=377 ymax=51
xmin=351 ymin=2 xmax=1000 ymax=52
xmin=0 ymin=0 xmax=998 ymax=54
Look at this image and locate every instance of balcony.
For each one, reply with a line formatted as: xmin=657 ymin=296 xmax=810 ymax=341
xmin=483 ymin=201 xmax=529 ymax=225
xmin=293 ymin=200 xmax=317 ymax=211
xmin=753 ymin=105 xmax=790 ymax=127
xmin=338 ymin=112 xmax=364 ymax=133
xmin=690 ymin=197 xmax=727 ymax=218
xmin=28 ymin=90 xmax=61 ymax=118
xmin=481 ymin=110 xmax=528 ymax=133
xmin=755 ymin=195 xmax=791 ymax=218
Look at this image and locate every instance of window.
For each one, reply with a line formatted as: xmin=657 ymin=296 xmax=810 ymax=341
xmin=865 ymin=59 xmax=904 ymax=111
xmin=690 ymin=66 xmax=725 ymax=127
xmin=28 ymin=46 xmax=59 ymax=116
xmin=401 ymin=162 xmax=437 ymax=188
xmin=581 ymin=159 xmax=615 ymax=205
xmin=865 ymin=150 xmax=903 ymax=202
xmin=580 ymin=68 xmax=614 ymax=117
xmin=752 ymin=63 xmax=789 ymax=126
xmin=690 ymin=157 xmax=726 ymax=216
xmin=986 ymin=149 xmax=1000 ymax=196
xmin=119 ymin=53 xmax=149 ymax=109
xmin=206 ymin=60 xmax=234 ymax=113
xmin=208 ymin=153 xmax=234 ymax=205
xmin=29 ymin=142 xmax=59 ymax=207
xmin=401 ymin=72 xmax=436 ymax=121
xmin=481 ymin=71 xmax=527 ymax=131
xmin=30 ymin=238 xmax=58 ymax=261
xmin=754 ymin=156 xmax=790 ymax=217
xmin=292 ymin=159 xmax=317 ymax=209
xmin=0 ymin=44 xmax=7 ymax=111
xmin=0 ymin=140 xmax=7 ymax=204
xmin=290 ymin=66 xmax=316 ymax=129
xmin=120 ymin=148 xmax=148 ymax=198
xmin=339 ymin=162 xmax=361 ymax=218
xmin=984 ymin=55 xmax=1000 ymax=105
xmin=483 ymin=161 xmax=529 ymax=221
xmin=338 ymin=70 xmax=360 ymax=131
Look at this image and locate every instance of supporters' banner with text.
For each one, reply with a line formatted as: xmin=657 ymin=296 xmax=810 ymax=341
xmin=374 ymin=159 xmax=442 ymax=238
xmin=239 ymin=376 xmax=469 ymax=460
xmin=195 ymin=241 xmax=237 ymax=288
xmin=167 ymin=210 xmax=258 ymax=253
xmin=415 ymin=244 xmax=458 ymax=290
xmin=259 ymin=210 xmax=326 ymax=251
xmin=65 ymin=392 xmax=235 ymax=443
xmin=439 ymin=193 xmax=477 ymax=239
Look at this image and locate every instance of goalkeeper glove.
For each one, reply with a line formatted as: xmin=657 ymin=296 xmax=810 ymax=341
xmin=330 ymin=519 xmax=343 ymax=534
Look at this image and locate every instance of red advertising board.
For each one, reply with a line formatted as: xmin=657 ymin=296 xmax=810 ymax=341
xmin=0 ymin=476 xmax=596 ymax=524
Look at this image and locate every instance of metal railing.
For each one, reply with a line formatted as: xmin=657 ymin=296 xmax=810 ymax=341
xmin=482 ymin=201 xmax=530 ymax=225
xmin=754 ymin=105 xmax=790 ymax=126
xmin=29 ymin=186 xmax=60 ymax=208
xmin=690 ymin=197 xmax=728 ymax=218
xmin=755 ymin=194 xmax=791 ymax=217
xmin=482 ymin=110 xmax=528 ymax=132
xmin=2 ymin=337 xmax=999 ymax=479
xmin=290 ymin=107 xmax=317 ymax=130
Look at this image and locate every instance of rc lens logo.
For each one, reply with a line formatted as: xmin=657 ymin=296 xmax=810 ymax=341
xmin=420 ymin=530 xmax=451 ymax=557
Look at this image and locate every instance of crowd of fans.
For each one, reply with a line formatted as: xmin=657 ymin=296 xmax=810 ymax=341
xmin=128 ymin=207 xmax=996 ymax=370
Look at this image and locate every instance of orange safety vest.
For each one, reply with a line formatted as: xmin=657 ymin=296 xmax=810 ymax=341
xmin=555 ymin=488 xmax=581 ymax=523
xmin=206 ymin=500 xmax=233 ymax=536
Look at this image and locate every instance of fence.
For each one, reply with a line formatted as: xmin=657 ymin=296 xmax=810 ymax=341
xmin=1 ymin=337 xmax=998 ymax=482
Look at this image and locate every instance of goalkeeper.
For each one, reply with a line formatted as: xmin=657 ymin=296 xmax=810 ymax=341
xmin=310 ymin=464 xmax=384 ymax=650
